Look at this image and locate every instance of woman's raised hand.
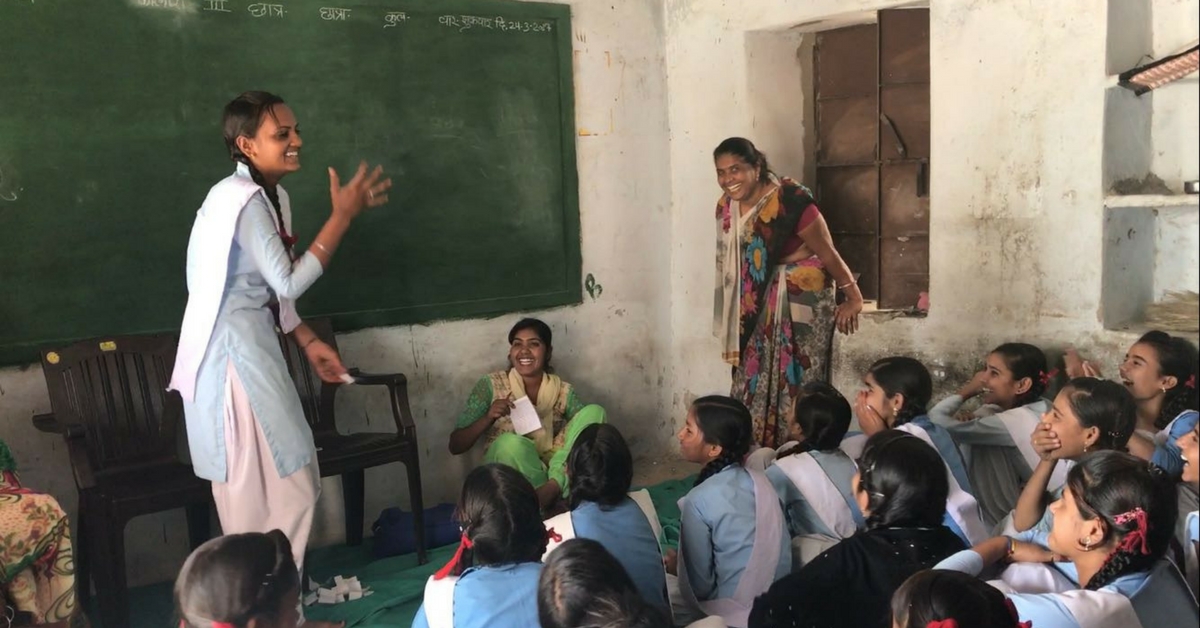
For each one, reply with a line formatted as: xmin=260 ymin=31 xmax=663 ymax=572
xmin=328 ymin=161 xmax=392 ymax=221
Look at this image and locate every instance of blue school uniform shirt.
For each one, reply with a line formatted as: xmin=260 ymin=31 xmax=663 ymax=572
xmin=765 ymin=449 xmax=862 ymax=538
xmin=1152 ymin=410 xmax=1199 ymax=479
xmin=410 ymin=563 xmax=541 ymax=628
xmin=571 ymin=498 xmax=670 ymax=615
xmin=936 ymin=551 xmax=1196 ymax=628
xmin=182 ymin=163 xmax=324 ymax=482
xmin=679 ymin=465 xmax=791 ymax=601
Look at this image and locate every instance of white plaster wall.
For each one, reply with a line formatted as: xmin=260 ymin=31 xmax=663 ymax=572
xmin=1150 ymin=0 xmax=1200 ymax=190
xmin=665 ymin=0 xmax=1197 ymax=430
xmin=0 ymin=0 xmax=673 ymax=587
xmin=1155 ymin=205 xmax=1200 ymax=298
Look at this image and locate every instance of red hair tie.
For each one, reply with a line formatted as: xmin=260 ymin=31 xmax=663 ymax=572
xmin=212 ymin=623 xmax=236 ymax=628
xmin=926 ymin=620 xmax=958 ymax=628
xmin=1039 ymin=369 xmax=1059 ymax=386
xmin=546 ymin=527 xmax=563 ymax=543
xmin=432 ymin=532 xmax=474 ymax=580
xmin=1004 ymin=598 xmax=1032 ymax=628
xmin=1114 ymin=507 xmax=1151 ymax=556
xmin=1187 ymin=374 xmax=1196 ymax=389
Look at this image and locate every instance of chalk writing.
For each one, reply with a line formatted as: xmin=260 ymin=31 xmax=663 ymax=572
xmin=439 ymin=14 xmax=552 ymax=33
xmin=320 ymin=7 xmax=351 ymax=21
xmin=247 ymin=3 xmax=284 ymax=17
xmin=383 ymin=12 xmax=409 ymax=28
xmin=135 ymin=0 xmax=189 ymax=11
xmin=202 ymin=0 xmax=230 ymax=12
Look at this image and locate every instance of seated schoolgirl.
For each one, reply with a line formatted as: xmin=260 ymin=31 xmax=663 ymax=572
xmin=931 ymin=342 xmax=1064 ymax=527
xmin=1065 ymin=331 xmax=1198 ymax=479
xmin=936 ymin=451 xmax=1199 ymax=628
xmin=847 ymin=357 xmax=988 ymax=545
xmin=412 ymin=464 xmax=546 ymax=628
xmin=175 ymin=530 xmax=344 ymax=628
xmin=666 ymin=395 xmax=790 ymax=628
xmin=763 ymin=382 xmax=861 ymax=566
xmin=890 ymin=569 xmax=1030 ymax=628
xmin=541 ymin=423 xmax=669 ymax=616
xmin=749 ymin=430 xmax=967 ymax=628
xmin=539 ymin=538 xmax=683 ymax=628
xmin=1174 ymin=420 xmax=1199 ymax=597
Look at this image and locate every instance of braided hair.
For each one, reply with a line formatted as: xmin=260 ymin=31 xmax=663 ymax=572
xmin=991 ymin=342 xmax=1049 ymax=408
xmin=175 ymin=530 xmax=299 ymax=628
xmin=891 ymin=569 xmax=1027 ymax=628
xmin=867 ymin=357 xmax=933 ymax=426
xmin=222 ymin=91 xmax=294 ymax=260
xmin=1061 ymin=377 xmax=1137 ymax=453
xmin=782 ymin=381 xmax=852 ymax=456
xmin=1064 ymin=451 xmax=1177 ymax=591
xmin=1134 ymin=331 xmax=1199 ymax=429
xmin=454 ymin=463 xmax=548 ymax=575
xmin=690 ymin=395 xmax=753 ymax=487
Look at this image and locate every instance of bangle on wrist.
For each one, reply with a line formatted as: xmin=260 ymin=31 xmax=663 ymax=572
xmin=838 ymin=280 xmax=857 ymax=291
xmin=313 ymin=241 xmax=330 ymax=255
xmin=1005 ymin=536 xmax=1015 ymax=560
xmin=299 ymin=336 xmax=319 ymax=351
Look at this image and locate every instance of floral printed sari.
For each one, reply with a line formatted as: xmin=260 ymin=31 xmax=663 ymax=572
xmin=1 ymin=440 xmax=83 ymax=626
xmin=714 ymin=179 xmax=837 ymax=448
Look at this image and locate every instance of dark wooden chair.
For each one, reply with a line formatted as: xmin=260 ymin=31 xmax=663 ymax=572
xmin=277 ymin=318 xmax=427 ymax=564
xmin=33 ymin=333 xmax=212 ymax=628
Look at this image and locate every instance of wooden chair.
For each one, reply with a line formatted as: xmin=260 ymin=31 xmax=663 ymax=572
xmin=276 ymin=318 xmax=427 ymax=564
xmin=33 ymin=333 xmax=212 ymax=628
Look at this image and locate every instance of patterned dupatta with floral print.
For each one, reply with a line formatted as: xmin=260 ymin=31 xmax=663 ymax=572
xmin=714 ymin=177 xmax=816 ymax=366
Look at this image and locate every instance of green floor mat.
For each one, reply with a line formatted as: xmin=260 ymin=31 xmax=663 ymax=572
xmin=115 ymin=474 xmax=695 ymax=628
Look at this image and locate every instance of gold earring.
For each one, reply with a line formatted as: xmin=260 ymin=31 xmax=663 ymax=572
xmin=1080 ymin=537 xmax=1094 ymax=551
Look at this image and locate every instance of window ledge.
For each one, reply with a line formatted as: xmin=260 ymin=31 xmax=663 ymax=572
xmin=1104 ymin=194 xmax=1199 ymax=208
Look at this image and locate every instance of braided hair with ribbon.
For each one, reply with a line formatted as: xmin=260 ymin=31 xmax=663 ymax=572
xmin=1063 ymin=451 xmax=1177 ymax=591
xmin=432 ymin=463 xmax=548 ymax=580
xmin=689 ymin=395 xmax=753 ymax=487
xmin=890 ymin=569 xmax=1031 ymax=628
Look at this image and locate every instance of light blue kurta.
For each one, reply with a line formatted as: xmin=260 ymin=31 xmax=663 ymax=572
xmin=571 ymin=498 xmax=669 ymax=615
xmin=182 ymin=164 xmax=323 ymax=482
xmin=1152 ymin=410 xmax=1199 ymax=479
xmin=679 ymin=466 xmax=791 ymax=602
xmin=411 ymin=563 xmax=541 ymax=628
xmin=936 ymin=551 xmax=1197 ymax=628
xmin=765 ymin=449 xmax=861 ymax=539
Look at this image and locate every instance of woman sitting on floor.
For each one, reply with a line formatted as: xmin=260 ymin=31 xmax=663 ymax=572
xmin=448 ymin=318 xmax=605 ymax=508
xmin=0 ymin=439 xmax=84 ymax=628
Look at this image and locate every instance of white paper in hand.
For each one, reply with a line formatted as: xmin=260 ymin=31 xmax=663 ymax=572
xmin=510 ymin=396 xmax=543 ymax=436
xmin=339 ymin=373 xmax=356 ymax=385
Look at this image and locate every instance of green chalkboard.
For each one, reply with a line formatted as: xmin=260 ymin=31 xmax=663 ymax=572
xmin=0 ymin=0 xmax=580 ymax=365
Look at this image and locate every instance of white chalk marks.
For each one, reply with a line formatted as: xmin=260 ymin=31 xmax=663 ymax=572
xmin=202 ymin=0 xmax=230 ymax=12
xmin=319 ymin=7 xmax=351 ymax=21
xmin=247 ymin=3 xmax=284 ymax=18
xmin=383 ymin=12 xmax=409 ymax=28
xmin=0 ymin=163 xmax=20 ymax=202
xmin=438 ymin=14 xmax=552 ymax=33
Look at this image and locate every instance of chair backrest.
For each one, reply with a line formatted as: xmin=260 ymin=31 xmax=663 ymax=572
xmin=276 ymin=317 xmax=339 ymax=434
xmin=40 ymin=333 xmax=183 ymax=476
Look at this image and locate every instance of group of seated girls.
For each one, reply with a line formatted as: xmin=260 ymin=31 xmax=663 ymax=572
xmin=172 ymin=320 xmax=1200 ymax=628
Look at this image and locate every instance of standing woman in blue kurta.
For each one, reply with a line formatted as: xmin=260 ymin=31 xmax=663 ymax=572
xmin=168 ymin=92 xmax=391 ymax=597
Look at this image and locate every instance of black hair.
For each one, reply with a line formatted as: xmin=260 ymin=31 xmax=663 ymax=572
xmin=566 ymin=423 xmax=634 ymax=511
xmin=1060 ymin=377 xmax=1137 ymax=453
xmin=508 ymin=317 xmax=555 ymax=373
xmin=991 ymin=342 xmax=1049 ymax=407
xmin=1065 ymin=451 xmax=1177 ymax=590
xmin=787 ymin=381 xmax=852 ymax=454
xmin=691 ymin=395 xmax=753 ymax=487
xmin=538 ymin=538 xmax=670 ymax=628
xmin=175 ymin=530 xmax=299 ymax=628
xmin=891 ymin=569 xmax=1025 ymax=628
xmin=857 ymin=430 xmax=949 ymax=529
xmin=1135 ymin=331 xmax=1199 ymax=429
xmin=713 ymin=137 xmax=772 ymax=183
xmin=454 ymin=463 xmax=547 ymax=575
xmin=222 ymin=91 xmax=292 ymax=258
xmin=867 ymin=357 xmax=933 ymax=425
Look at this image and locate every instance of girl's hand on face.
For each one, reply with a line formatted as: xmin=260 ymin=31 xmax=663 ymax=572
xmin=855 ymin=391 xmax=888 ymax=436
xmin=959 ymin=370 xmax=990 ymax=399
xmin=1031 ymin=422 xmax=1061 ymax=460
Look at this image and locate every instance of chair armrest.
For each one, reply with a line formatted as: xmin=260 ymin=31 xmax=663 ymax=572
xmin=346 ymin=369 xmax=416 ymax=434
xmin=31 ymin=413 xmax=87 ymax=439
xmin=347 ymin=369 xmax=406 ymax=388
